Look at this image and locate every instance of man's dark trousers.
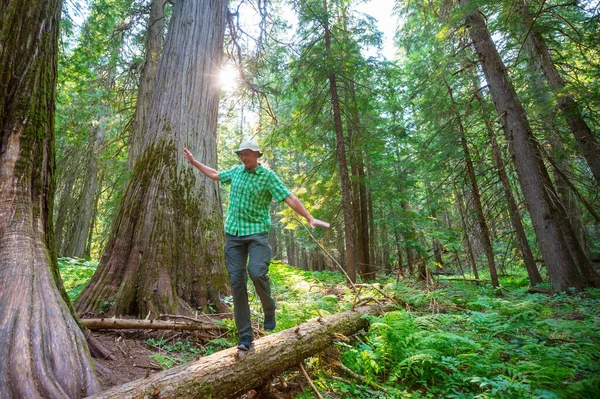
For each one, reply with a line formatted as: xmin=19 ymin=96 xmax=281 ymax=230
xmin=225 ymin=232 xmax=276 ymax=338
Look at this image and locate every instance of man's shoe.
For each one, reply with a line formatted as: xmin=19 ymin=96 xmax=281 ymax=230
xmin=237 ymin=335 xmax=252 ymax=351
xmin=264 ymin=314 xmax=276 ymax=331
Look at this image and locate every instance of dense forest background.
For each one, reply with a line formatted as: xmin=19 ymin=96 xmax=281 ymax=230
xmin=55 ymin=0 xmax=600 ymax=289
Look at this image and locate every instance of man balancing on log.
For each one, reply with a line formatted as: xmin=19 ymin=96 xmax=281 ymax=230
xmin=184 ymin=139 xmax=330 ymax=350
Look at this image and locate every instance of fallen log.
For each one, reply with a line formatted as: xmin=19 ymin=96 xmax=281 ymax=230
xmin=81 ymin=318 xmax=222 ymax=332
xmin=87 ymin=304 xmax=391 ymax=399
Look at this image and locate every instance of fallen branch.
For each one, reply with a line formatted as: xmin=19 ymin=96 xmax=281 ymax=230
xmin=299 ymin=363 xmax=324 ymax=399
xmin=81 ymin=318 xmax=222 ymax=332
xmin=88 ymin=304 xmax=392 ymax=399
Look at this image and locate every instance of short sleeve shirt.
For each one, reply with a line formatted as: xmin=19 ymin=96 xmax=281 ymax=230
xmin=219 ymin=165 xmax=291 ymax=236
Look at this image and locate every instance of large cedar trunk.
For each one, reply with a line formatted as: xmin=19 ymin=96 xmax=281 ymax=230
xmin=127 ymin=0 xmax=167 ymax=170
xmin=75 ymin=0 xmax=230 ymax=318
xmin=0 ymin=0 xmax=100 ymax=397
xmin=460 ymin=0 xmax=598 ymax=292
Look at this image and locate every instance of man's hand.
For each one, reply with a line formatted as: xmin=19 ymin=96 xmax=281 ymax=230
xmin=183 ymin=148 xmax=195 ymax=163
xmin=308 ymin=217 xmax=330 ymax=229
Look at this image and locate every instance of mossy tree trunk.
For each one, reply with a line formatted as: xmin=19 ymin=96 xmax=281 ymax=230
xmin=0 ymin=0 xmax=100 ymax=397
xmin=460 ymin=0 xmax=598 ymax=292
xmin=75 ymin=0 xmax=230 ymax=318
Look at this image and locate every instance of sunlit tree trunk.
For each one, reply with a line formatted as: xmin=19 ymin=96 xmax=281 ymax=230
xmin=323 ymin=0 xmax=356 ymax=282
xmin=0 ymin=0 xmax=100 ymax=396
xmin=75 ymin=0 xmax=230 ymax=317
xmin=460 ymin=0 xmax=598 ymax=292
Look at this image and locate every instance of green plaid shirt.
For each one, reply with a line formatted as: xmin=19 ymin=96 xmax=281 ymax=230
xmin=219 ymin=165 xmax=291 ymax=236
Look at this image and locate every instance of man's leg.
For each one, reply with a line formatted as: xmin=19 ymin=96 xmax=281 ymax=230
xmin=247 ymin=232 xmax=276 ymax=324
xmin=225 ymin=234 xmax=253 ymax=339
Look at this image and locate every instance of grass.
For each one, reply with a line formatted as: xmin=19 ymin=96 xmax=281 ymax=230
xmin=58 ymin=257 xmax=600 ymax=398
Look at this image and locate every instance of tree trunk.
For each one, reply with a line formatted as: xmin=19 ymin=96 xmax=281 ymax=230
xmin=0 ymin=0 xmax=100 ymax=396
xmin=444 ymin=78 xmax=499 ymax=288
xmin=455 ymin=190 xmax=479 ymax=280
xmin=460 ymin=0 xmax=597 ymax=292
xmin=75 ymin=0 xmax=230 ymax=317
xmin=518 ymin=0 xmax=600 ymax=186
xmin=472 ymin=84 xmax=542 ymax=285
xmin=323 ymin=0 xmax=356 ymax=282
xmin=66 ymin=123 xmax=105 ymax=257
xmin=87 ymin=304 xmax=388 ymax=399
xmin=127 ymin=0 xmax=167 ymax=170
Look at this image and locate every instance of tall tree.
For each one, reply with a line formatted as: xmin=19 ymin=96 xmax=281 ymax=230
xmin=443 ymin=76 xmax=499 ymax=288
xmin=0 ymin=0 xmax=99 ymax=396
xmin=75 ymin=0 xmax=230 ymax=317
xmin=473 ymin=84 xmax=542 ymax=285
xmin=517 ymin=0 xmax=600 ymax=186
xmin=323 ymin=0 xmax=357 ymax=282
xmin=459 ymin=0 xmax=598 ymax=292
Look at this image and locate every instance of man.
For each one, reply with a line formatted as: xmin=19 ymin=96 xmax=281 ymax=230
xmin=183 ymin=139 xmax=329 ymax=350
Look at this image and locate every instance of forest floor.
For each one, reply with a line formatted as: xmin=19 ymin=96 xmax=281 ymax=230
xmin=92 ymin=329 xmax=162 ymax=389
xmin=60 ymin=258 xmax=600 ymax=399
xmin=88 ymin=325 xmax=307 ymax=398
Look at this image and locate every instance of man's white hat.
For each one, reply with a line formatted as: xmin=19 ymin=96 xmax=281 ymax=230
xmin=235 ymin=139 xmax=263 ymax=157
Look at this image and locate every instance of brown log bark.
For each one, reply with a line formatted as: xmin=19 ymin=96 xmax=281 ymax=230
xmin=0 ymin=0 xmax=100 ymax=396
xmin=86 ymin=304 xmax=389 ymax=399
xmin=74 ymin=0 xmax=230 ymax=318
xmin=460 ymin=0 xmax=598 ymax=292
xmin=81 ymin=318 xmax=221 ymax=332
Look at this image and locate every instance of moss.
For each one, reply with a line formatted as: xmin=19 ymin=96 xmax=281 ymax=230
xmin=175 ymin=381 xmax=213 ymax=398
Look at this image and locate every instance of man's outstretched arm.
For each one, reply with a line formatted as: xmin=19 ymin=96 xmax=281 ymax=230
xmin=183 ymin=148 xmax=219 ymax=181
xmin=284 ymin=194 xmax=330 ymax=229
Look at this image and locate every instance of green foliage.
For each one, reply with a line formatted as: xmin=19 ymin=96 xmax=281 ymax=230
xmin=147 ymin=337 xmax=208 ymax=370
xmin=333 ymin=278 xmax=600 ymax=399
xmin=58 ymin=257 xmax=98 ymax=301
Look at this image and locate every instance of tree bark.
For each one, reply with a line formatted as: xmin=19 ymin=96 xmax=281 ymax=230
xmin=87 ymin=304 xmax=388 ymax=399
xmin=518 ymin=0 xmax=600 ymax=186
xmin=0 ymin=0 xmax=100 ymax=396
xmin=455 ymin=190 xmax=479 ymax=280
xmin=127 ymin=0 xmax=167 ymax=170
xmin=75 ymin=0 xmax=230 ymax=317
xmin=460 ymin=0 xmax=598 ymax=292
xmin=323 ymin=0 xmax=356 ymax=282
xmin=81 ymin=318 xmax=221 ymax=332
